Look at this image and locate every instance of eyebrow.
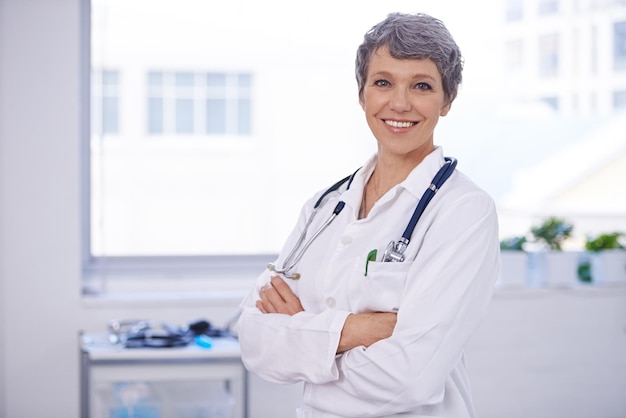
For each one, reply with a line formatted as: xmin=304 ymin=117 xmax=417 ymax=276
xmin=369 ymin=71 xmax=439 ymax=83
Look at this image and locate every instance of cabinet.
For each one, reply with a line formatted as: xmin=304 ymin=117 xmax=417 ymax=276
xmin=80 ymin=333 xmax=248 ymax=418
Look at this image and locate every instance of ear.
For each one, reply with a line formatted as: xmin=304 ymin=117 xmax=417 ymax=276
xmin=440 ymin=102 xmax=452 ymax=117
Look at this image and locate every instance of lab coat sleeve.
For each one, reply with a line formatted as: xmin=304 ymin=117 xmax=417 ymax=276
xmin=237 ymin=195 xmax=353 ymax=384
xmin=305 ymin=190 xmax=500 ymax=416
xmin=238 ymin=299 xmax=351 ymax=384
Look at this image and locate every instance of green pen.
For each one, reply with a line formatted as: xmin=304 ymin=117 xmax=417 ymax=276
xmin=365 ymin=249 xmax=377 ymax=276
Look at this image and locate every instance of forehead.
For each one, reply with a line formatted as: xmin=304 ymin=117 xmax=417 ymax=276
xmin=368 ymin=46 xmax=441 ymax=81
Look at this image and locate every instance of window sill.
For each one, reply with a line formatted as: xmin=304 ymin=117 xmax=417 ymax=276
xmin=81 ymin=268 xmax=257 ymax=308
xmin=81 ymin=289 xmax=247 ymax=309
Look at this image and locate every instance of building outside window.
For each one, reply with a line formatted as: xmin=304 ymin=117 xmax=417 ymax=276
xmin=86 ymin=0 xmax=626 ymax=291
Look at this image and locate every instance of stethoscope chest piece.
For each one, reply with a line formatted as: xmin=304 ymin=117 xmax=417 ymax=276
xmin=382 ymin=238 xmax=409 ymax=262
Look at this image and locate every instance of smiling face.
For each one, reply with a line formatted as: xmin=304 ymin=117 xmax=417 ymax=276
xmin=360 ymin=46 xmax=451 ymax=166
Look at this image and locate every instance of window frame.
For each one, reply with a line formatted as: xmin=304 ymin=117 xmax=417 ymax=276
xmin=80 ymin=0 xmax=271 ymax=294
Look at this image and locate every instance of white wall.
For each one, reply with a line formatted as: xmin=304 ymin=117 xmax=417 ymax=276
xmin=1 ymin=1 xmax=625 ymax=418
xmin=0 ymin=0 xmax=6 ymax=411
xmin=0 ymin=0 xmax=82 ymax=416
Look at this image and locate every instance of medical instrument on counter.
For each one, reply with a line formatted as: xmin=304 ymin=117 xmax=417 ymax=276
xmin=267 ymin=169 xmax=360 ymax=280
xmin=268 ymin=157 xmax=457 ymax=279
xmin=382 ymin=156 xmax=457 ymax=262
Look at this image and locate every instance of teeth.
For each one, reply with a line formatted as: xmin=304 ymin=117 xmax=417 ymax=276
xmin=385 ymin=120 xmax=416 ymax=128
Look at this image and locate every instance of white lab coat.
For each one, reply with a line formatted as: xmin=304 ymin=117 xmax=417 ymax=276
xmin=238 ymin=147 xmax=500 ymax=418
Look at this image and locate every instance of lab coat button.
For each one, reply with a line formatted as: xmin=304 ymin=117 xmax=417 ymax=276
xmin=325 ymin=297 xmax=336 ymax=308
xmin=340 ymin=235 xmax=353 ymax=245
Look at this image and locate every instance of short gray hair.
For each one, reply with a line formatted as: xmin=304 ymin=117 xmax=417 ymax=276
xmin=355 ymin=12 xmax=463 ymax=104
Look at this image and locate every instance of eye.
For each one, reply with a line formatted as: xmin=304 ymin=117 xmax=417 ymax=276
xmin=374 ymin=79 xmax=390 ymax=87
xmin=415 ymin=82 xmax=432 ymax=90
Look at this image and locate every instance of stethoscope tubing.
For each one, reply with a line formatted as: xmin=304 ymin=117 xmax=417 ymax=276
xmin=401 ymin=157 xmax=457 ymax=241
xmin=280 ymin=201 xmax=345 ymax=275
xmin=271 ymin=169 xmax=359 ymax=278
xmin=270 ymin=159 xmax=456 ymax=277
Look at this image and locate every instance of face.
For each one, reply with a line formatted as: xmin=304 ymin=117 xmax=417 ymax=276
xmin=360 ymin=46 xmax=451 ymax=165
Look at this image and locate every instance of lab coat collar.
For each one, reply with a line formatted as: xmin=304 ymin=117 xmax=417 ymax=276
xmin=337 ymin=147 xmax=447 ymax=216
xmin=400 ymin=146 xmax=448 ymax=200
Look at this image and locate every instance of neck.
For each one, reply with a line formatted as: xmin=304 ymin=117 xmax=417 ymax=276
xmin=375 ymin=146 xmax=435 ymax=186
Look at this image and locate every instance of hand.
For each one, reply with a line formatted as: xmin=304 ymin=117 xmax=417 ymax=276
xmin=337 ymin=312 xmax=397 ymax=353
xmin=256 ymin=275 xmax=304 ymax=315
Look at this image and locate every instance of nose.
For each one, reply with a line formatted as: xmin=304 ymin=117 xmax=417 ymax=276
xmin=389 ymin=88 xmax=411 ymax=112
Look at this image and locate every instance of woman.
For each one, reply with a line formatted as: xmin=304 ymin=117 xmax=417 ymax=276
xmin=238 ymin=12 xmax=500 ymax=418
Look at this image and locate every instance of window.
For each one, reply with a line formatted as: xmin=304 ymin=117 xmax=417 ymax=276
xmin=539 ymin=0 xmax=559 ymax=15
xmin=146 ymin=71 xmax=251 ymax=136
xmin=541 ymin=96 xmax=559 ymax=110
xmin=539 ymin=33 xmax=560 ymax=77
xmin=91 ymin=70 xmax=120 ymax=135
xmin=85 ymin=0 xmax=626 ymax=292
xmin=87 ymin=0 xmax=381 ymax=280
xmin=613 ymin=90 xmax=626 ymax=108
xmin=506 ymin=0 xmax=524 ymax=21
xmin=614 ymin=21 xmax=626 ymax=70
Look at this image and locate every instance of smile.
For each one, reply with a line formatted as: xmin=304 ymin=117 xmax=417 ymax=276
xmin=384 ymin=120 xmax=417 ymax=128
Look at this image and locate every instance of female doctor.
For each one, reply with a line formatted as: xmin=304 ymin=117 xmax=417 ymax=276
xmin=238 ymin=12 xmax=500 ymax=418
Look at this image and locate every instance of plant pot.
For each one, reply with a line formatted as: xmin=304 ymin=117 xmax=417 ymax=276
xmin=530 ymin=251 xmax=581 ymax=288
xmin=497 ymin=251 xmax=528 ymax=288
xmin=590 ymin=250 xmax=626 ymax=285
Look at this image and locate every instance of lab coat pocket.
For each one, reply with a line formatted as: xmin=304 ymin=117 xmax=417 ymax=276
xmin=349 ymin=258 xmax=412 ymax=313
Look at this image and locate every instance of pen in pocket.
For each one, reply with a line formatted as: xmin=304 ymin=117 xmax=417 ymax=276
xmin=365 ymin=249 xmax=377 ymax=276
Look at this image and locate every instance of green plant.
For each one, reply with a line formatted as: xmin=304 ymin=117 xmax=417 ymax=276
xmin=530 ymin=216 xmax=574 ymax=251
xmin=584 ymin=232 xmax=625 ymax=252
xmin=577 ymin=260 xmax=592 ymax=283
xmin=500 ymin=235 xmax=527 ymax=251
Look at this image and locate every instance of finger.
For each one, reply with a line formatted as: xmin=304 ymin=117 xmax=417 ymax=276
xmin=258 ymin=295 xmax=278 ymax=314
xmin=259 ymin=283 xmax=282 ymax=313
xmin=260 ymin=283 xmax=286 ymax=313
xmin=270 ymin=276 xmax=304 ymax=314
xmin=255 ymin=300 xmax=268 ymax=314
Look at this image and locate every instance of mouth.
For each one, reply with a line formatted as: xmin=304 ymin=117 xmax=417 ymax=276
xmin=384 ymin=119 xmax=417 ymax=128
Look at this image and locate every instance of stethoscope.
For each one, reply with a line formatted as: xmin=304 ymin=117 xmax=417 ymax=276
xmin=267 ymin=157 xmax=457 ymax=280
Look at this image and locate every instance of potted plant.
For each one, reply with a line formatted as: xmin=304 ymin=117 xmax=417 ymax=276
xmin=498 ymin=235 xmax=529 ymax=288
xmin=530 ymin=216 xmax=574 ymax=251
xmin=529 ymin=216 xmax=579 ymax=287
xmin=584 ymin=232 xmax=626 ymax=285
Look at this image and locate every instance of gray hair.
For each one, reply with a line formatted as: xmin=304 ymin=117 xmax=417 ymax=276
xmin=355 ymin=12 xmax=464 ymax=104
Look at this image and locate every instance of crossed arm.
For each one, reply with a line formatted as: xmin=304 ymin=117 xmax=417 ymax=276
xmin=256 ymin=275 xmax=397 ymax=353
